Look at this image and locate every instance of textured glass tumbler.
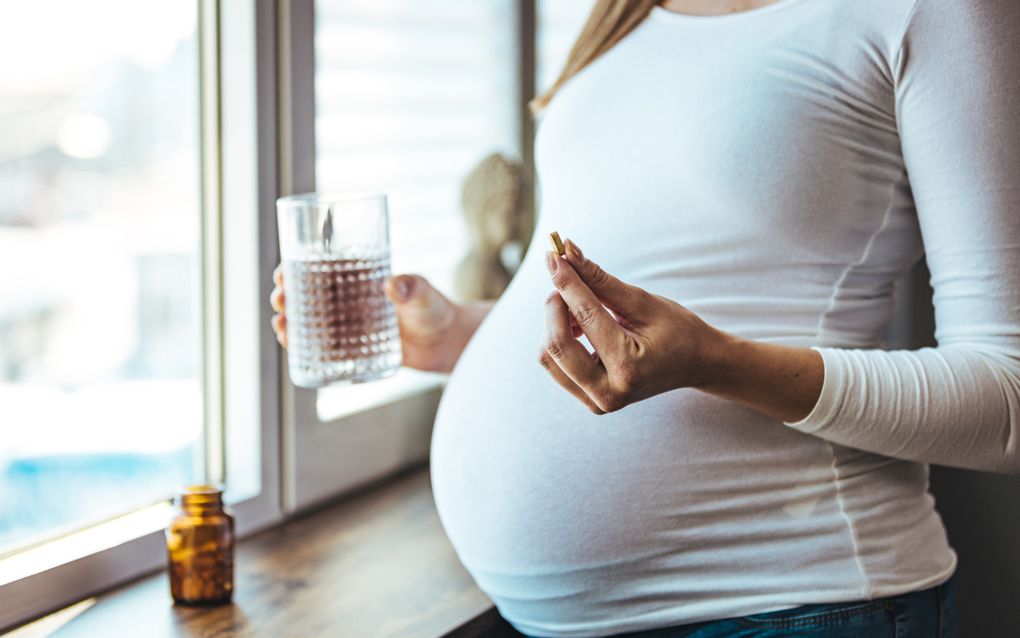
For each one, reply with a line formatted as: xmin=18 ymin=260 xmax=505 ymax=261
xmin=277 ymin=192 xmax=402 ymax=388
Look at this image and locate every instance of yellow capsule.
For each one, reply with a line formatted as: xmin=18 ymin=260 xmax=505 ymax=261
xmin=549 ymin=231 xmax=565 ymax=256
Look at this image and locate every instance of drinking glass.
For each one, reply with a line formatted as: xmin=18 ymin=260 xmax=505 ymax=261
xmin=277 ymin=192 xmax=402 ymax=388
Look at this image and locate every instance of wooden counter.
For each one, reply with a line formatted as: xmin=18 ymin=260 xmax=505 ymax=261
xmin=28 ymin=469 xmax=524 ymax=638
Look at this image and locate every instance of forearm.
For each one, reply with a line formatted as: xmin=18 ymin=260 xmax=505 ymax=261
xmin=697 ymin=333 xmax=1020 ymax=472
xmin=786 ymin=346 xmax=1020 ymax=472
xmin=457 ymin=301 xmax=495 ymax=336
xmin=431 ymin=300 xmax=494 ymax=373
xmin=698 ymin=332 xmax=824 ymax=424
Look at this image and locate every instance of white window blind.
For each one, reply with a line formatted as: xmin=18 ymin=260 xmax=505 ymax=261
xmin=315 ymin=0 xmax=518 ymax=297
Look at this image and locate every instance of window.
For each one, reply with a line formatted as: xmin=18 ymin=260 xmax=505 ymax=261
xmin=0 ymin=0 xmax=201 ymax=555
xmin=314 ymin=0 xmax=519 ymax=297
xmin=0 ymin=1 xmax=278 ymax=630
xmin=272 ymin=0 xmax=526 ymax=510
xmin=312 ymin=0 xmax=519 ymax=409
xmin=2 ymin=0 xmax=574 ymax=630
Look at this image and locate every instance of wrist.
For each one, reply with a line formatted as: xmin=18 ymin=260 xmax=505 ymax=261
xmin=437 ymin=301 xmax=490 ymax=371
xmin=694 ymin=327 xmax=746 ymax=391
xmin=455 ymin=301 xmax=493 ymax=335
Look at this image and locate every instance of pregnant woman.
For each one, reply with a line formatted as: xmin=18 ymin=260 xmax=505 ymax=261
xmin=272 ymin=0 xmax=1020 ymax=635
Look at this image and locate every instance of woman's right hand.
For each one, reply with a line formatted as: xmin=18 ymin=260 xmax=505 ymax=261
xmin=270 ymin=267 xmax=483 ymax=373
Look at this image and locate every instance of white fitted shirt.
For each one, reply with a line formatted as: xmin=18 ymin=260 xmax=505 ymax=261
xmin=430 ymin=0 xmax=1020 ymax=636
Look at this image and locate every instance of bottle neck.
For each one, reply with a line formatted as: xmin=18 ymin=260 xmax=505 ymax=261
xmin=178 ymin=486 xmax=225 ymax=514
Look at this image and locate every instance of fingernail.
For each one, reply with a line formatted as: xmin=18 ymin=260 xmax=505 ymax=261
xmin=566 ymin=240 xmax=584 ymax=262
xmin=545 ymin=250 xmax=559 ymax=274
xmin=394 ymin=276 xmax=413 ymax=301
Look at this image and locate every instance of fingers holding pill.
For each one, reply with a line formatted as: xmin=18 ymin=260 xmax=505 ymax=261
xmin=540 ymin=231 xmax=724 ymax=413
xmin=542 ymin=291 xmax=608 ymax=392
xmin=563 ymin=239 xmax=649 ymax=321
xmin=545 ymin=249 xmax=626 ymax=360
xmin=537 ymin=344 xmax=605 ymax=415
xmin=542 ymin=290 xmax=588 ymax=358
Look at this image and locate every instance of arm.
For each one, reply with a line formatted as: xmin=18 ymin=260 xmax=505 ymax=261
xmin=380 ymin=274 xmax=493 ymax=373
xmin=699 ymin=337 xmax=823 ymax=424
xmin=774 ymin=0 xmax=1020 ymax=472
xmin=540 ymin=0 xmax=1020 ymax=473
xmin=546 ymin=232 xmax=1020 ymax=473
xmin=541 ymin=245 xmax=826 ymax=421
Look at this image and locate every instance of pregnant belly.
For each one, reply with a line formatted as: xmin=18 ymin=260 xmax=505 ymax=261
xmin=429 ymin=297 xmax=844 ymax=579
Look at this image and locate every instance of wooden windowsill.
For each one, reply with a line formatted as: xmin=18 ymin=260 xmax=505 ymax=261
xmin=20 ymin=468 xmax=524 ymax=638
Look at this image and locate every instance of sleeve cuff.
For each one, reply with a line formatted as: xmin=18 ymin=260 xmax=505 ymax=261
xmin=783 ymin=347 xmax=845 ymax=432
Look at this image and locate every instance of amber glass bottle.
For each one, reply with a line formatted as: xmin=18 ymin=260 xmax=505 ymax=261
xmin=166 ymin=485 xmax=235 ymax=605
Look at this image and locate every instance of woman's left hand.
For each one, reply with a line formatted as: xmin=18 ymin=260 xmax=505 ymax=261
xmin=540 ymin=239 xmax=732 ymax=414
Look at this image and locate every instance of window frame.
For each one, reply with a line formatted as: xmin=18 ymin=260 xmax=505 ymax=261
xmin=0 ymin=0 xmax=540 ymax=630
xmin=0 ymin=0 xmax=283 ymax=630
xmin=277 ymin=0 xmax=441 ymax=512
xmin=278 ymin=0 xmax=536 ymax=512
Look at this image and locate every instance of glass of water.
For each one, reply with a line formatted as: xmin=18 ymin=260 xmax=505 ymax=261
xmin=276 ymin=192 xmax=402 ymax=388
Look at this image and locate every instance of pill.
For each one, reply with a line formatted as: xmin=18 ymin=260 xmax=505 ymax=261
xmin=549 ymin=231 xmax=565 ymax=256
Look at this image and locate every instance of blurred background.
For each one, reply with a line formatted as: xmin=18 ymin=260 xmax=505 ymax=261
xmin=0 ymin=0 xmax=202 ymax=552
xmin=0 ymin=0 xmax=593 ymax=555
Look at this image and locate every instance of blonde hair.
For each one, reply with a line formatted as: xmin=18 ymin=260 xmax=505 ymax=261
xmin=530 ymin=0 xmax=660 ymax=114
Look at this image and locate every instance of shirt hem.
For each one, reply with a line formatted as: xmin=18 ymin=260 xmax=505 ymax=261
xmin=505 ymin=562 xmax=959 ymax=638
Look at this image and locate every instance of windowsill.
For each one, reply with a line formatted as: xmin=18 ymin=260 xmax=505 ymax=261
xmin=0 ymin=483 xmax=265 ymax=593
xmin=315 ymin=367 xmax=448 ymax=422
xmin=11 ymin=467 xmax=520 ymax=637
xmin=0 ymin=504 xmax=171 ymax=587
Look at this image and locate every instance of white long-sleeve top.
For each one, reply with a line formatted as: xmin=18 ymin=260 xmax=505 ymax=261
xmin=430 ymin=0 xmax=1020 ymax=636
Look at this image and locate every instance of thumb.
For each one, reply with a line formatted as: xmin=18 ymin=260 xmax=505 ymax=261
xmin=562 ymin=239 xmax=648 ymax=317
xmin=384 ymin=273 xmax=420 ymax=304
xmin=384 ymin=274 xmax=455 ymax=330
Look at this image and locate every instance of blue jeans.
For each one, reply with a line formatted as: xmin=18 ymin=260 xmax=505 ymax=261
xmin=524 ymin=577 xmax=957 ymax=637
